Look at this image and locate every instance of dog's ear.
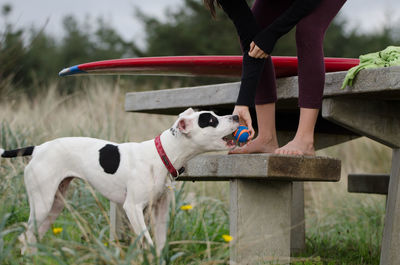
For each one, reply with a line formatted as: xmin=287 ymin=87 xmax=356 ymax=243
xmin=177 ymin=117 xmax=194 ymax=134
xmin=179 ymin=108 xmax=195 ymax=118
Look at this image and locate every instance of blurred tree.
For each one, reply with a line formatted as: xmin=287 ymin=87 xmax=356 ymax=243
xmin=131 ymin=0 xmax=242 ymax=88
xmin=57 ymin=16 xmax=140 ymax=94
xmin=136 ymin=0 xmax=240 ymax=56
xmin=60 ymin=16 xmax=138 ymax=64
xmin=324 ymin=17 xmax=400 ymax=58
xmin=24 ymin=29 xmax=60 ymax=90
xmin=60 ymin=16 xmax=93 ymax=67
xmin=93 ymin=17 xmax=140 ymax=59
xmin=0 ymin=4 xmax=26 ymax=94
xmin=0 ymin=7 xmax=139 ymax=96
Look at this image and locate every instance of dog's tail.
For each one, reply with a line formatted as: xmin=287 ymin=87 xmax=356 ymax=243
xmin=0 ymin=146 xmax=35 ymax=158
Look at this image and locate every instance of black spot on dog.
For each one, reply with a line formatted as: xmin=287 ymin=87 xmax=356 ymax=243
xmin=198 ymin=113 xmax=219 ymax=128
xmin=2 ymin=146 xmax=35 ymax=158
xmin=99 ymin=144 xmax=120 ymax=174
xmin=170 ymin=127 xmax=177 ymax=136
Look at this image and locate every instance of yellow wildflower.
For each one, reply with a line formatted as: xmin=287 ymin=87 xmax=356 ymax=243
xmin=52 ymin=227 xmax=63 ymax=235
xmin=222 ymin=234 xmax=233 ymax=242
xmin=104 ymin=242 xmax=108 ymax=247
xmin=180 ymin=204 xmax=193 ymax=211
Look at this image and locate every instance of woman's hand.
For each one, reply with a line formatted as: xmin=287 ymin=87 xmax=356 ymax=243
xmin=248 ymin=41 xmax=269 ymax=59
xmin=232 ymin=105 xmax=255 ymax=140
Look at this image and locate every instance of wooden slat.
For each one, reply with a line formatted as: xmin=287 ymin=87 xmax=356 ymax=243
xmin=177 ymin=154 xmax=341 ymax=182
xmin=348 ymin=174 xmax=390 ymax=195
xmin=126 ymin=66 xmax=400 ymax=114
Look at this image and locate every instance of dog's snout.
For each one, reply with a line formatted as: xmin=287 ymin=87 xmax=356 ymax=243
xmin=232 ymin=115 xmax=239 ymax=123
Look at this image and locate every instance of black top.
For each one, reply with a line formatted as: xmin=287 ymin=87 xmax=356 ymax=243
xmin=217 ymin=0 xmax=323 ymax=106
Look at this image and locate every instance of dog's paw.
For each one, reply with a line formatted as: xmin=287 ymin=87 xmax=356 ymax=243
xmin=18 ymin=233 xmax=28 ymax=255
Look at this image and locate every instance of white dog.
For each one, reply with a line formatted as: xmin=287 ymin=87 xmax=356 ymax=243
xmin=0 ymin=108 xmax=239 ymax=254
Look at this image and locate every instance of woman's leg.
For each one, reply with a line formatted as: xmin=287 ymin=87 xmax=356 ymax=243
xmin=275 ymin=108 xmax=319 ymax=155
xmin=252 ymin=0 xmax=292 ymax=106
xmin=275 ymin=0 xmax=347 ymax=155
xmin=230 ymin=0 xmax=291 ymax=154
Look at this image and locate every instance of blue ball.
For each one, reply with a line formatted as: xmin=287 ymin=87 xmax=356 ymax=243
xmin=233 ymin=125 xmax=250 ymax=143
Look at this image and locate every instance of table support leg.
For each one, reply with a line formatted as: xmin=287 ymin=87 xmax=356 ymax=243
xmin=380 ymin=149 xmax=400 ymax=265
xmin=291 ymin=182 xmax=305 ymax=254
xmin=230 ymin=179 xmax=292 ymax=265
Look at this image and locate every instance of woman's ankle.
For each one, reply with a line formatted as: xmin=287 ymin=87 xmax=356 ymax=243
xmin=256 ymin=134 xmax=278 ymax=145
xmin=293 ymin=132 xmax=314 ymax=146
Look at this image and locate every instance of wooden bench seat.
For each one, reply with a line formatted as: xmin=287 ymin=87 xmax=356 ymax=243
xmin=179 ymin=154 xmax=340 ymax=181
xmin=348 ymin=173 xmax=390 ymax=195
xmin=180 ymin=154 xmax=340 ymax=264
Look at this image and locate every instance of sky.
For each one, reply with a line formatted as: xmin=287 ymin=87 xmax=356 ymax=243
xmin=1 ymin=0 xmax=400 ymax=46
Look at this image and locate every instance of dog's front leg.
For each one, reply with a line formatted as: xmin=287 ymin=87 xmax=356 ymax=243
xmin=123 ymin=196 xmax=154 ymax=247
xmin=152 ymin=192 xmax=171 ymax=256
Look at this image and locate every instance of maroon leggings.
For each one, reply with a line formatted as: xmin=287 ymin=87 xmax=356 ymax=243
xmin=252 ymin=0 xmax=346 ymax=108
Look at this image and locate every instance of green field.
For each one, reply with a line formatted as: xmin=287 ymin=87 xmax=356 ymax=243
xmin=0 ymin=82 xmax=392 ymax=264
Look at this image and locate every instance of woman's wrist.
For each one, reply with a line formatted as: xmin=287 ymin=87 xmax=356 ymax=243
xmin=233 ymin=105 xmax=249 ymax=113
xmin=234 ymin=105 xmax=249 ymax=109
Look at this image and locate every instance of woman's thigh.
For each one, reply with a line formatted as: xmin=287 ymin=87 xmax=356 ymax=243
xmin=296 ymin=0 xmax=347 ymax=36
xmin=251 ymin=0 xmax=293 ymax=29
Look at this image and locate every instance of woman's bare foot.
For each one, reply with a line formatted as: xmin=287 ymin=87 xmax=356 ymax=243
xmin=274 ymin=137 xmax=315 ymax=156
xmin=229 ymin=136 xmax=279 ymax=154
xmin=275 ymin=108 xmax=318 ymax=156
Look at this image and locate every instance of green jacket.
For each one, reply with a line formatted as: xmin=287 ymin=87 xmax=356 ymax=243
xmin=342 ymin=46 xmax=400 ymax=89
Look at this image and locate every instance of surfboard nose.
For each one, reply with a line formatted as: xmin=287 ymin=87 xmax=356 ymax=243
xmin=59 ymin=68 xmax=70 ymax=77
xmin=59 ymin=65 xmax=86 ymax=77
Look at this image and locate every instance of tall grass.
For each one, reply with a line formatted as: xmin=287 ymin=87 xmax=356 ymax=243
xmin=0 ymin=81 xmax=393 ymax=264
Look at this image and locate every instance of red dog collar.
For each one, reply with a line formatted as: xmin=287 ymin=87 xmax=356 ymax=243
xmin=154 ymin=135 xmax=184 ymax=178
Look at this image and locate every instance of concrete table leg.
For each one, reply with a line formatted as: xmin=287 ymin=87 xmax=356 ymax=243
xmin=230 ymin=180 xmax=292 ymax=265
xmin=291 ymin=182 xmax=305 ymax=254
xmin=380 ymin=149 xmax=400 ymax=265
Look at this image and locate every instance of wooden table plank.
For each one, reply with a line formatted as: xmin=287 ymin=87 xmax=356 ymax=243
xmin=177 ymin=154 xmax=341 ymax=182
xmin=126 ymin=66 xmax=400 ymax=114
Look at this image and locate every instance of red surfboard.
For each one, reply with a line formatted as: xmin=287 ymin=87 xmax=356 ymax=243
xmin=59 ymin=56 xmax=359 ymax=78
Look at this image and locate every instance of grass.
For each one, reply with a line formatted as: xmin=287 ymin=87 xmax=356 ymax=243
xmin=0 ymin=81 xmax=393 ymax=264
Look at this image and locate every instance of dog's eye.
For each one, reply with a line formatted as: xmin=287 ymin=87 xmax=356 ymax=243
xmin=198 ymin=113 xmax=219 ymax=128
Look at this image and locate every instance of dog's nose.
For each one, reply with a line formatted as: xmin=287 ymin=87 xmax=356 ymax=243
xmin=232 ymin=115 xmax=239 ymax=123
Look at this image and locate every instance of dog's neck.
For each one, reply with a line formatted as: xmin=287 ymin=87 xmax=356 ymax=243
xmin=158 ymin=128 xmax=203 ymax=172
